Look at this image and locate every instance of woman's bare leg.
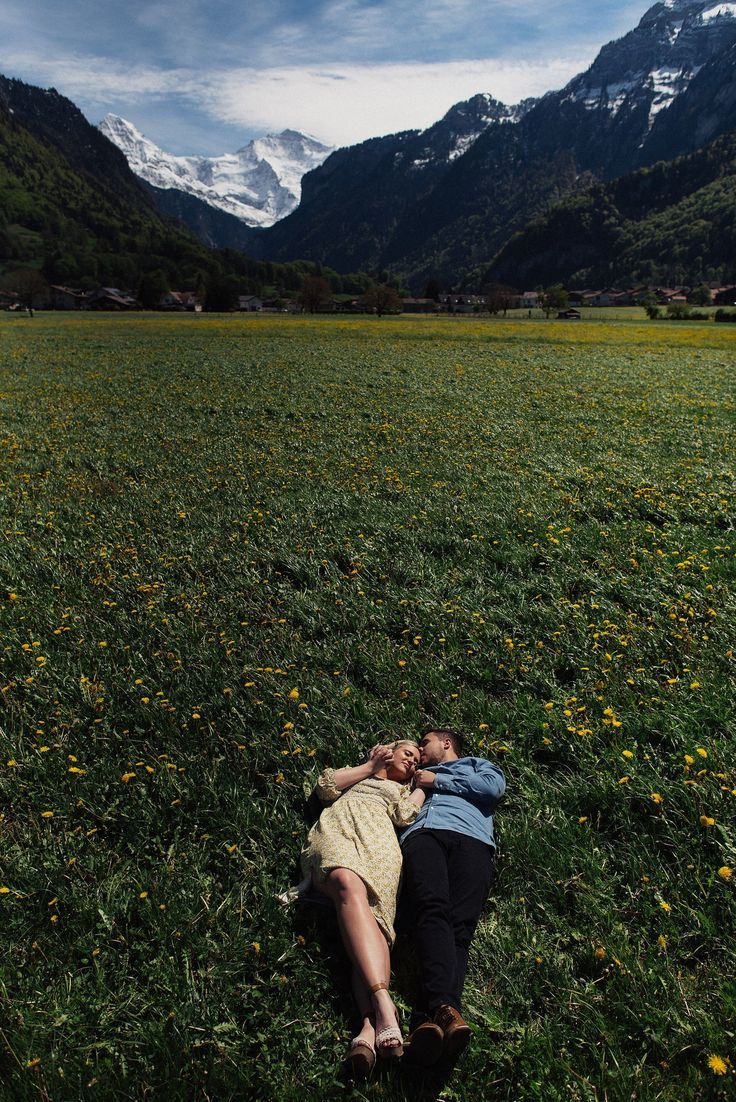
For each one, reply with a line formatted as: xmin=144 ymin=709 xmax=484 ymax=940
xmin=351 ymin=968 xmax=375 ymax=1049
xmin=317 ymin=868 xmax=400 ymax=1047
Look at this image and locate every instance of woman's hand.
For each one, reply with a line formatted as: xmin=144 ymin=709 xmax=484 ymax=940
xmin=367 ymin=745 xmax=395 ymax=773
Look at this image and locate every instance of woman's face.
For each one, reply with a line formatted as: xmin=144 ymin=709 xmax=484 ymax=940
xmin=386 ymin=743 xmax=420 ymax=782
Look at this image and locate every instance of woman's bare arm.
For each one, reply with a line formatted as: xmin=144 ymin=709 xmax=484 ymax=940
xmin=330 ymin=745 xmax=393 ymax=791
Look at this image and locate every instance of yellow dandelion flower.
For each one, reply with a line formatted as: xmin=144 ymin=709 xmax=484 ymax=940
xmin=40 ymin=811 xmax=54 ymax=819
xmin=707 ymin=1054 xmax=728 ymax=1076
xmin=0 ymin=886 xmax=10 ymax=894
xmin=251 ymin=941 xmax=261 ymax=953
xmin=121 ymin=772 xmax=136 ymax=783
xmin=696 ymin=748 xmax=708 ymax=758
xmin=288 ymin=688 xmax=299 ymax=700
xmin=26 ymin=1058 xmax=41 ymax=1069
xmin=718 ymin=866 xmax=732 ymax=880
xmin=594 ymin=947 xmax=606 ymax=959
xmin=622 ymin=750 xmax=634 ymax=760
xmin=650 ymin=793 xmax=663 ymax=804
xmin=659 ymin=901 xmax=671 ymax=912
xmin=657 ymin=935 xmax=667 ymax=949
xmin=618 ymin=776 xmax=631 ymax=785
xmin=139 ymin=891 xmax=149 ymax=899
xmin=700 ymin=815 xmax=715 ymax=828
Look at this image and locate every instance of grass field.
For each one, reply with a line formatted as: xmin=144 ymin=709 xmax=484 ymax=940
xmin=1 ymin=313 xmax=734 ymax=1101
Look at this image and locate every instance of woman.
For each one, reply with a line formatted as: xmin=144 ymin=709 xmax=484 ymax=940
xmin=300 ymin=741 xmax=425 ymax=1076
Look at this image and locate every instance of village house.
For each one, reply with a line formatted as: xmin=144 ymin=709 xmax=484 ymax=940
xmin=0 ymin=290 xmax=20 ymax=310
xmin=86 ymin=287 xmax=139 ymax=310
xmin=48 ymin=285 xmax=87 ymax=310
xmin=237 ymin=294 xmax=263 ymax=311
xmin=654 ymin=287 xmax=689 ymax=304
xmin=439 ymin=294 xmax=488 ymax=313
xmin=159 ymin=290 xmax=200 ymax=311
xmin=401 ymin=297 xmax=439 ymax=313
xmin=517 ymin=291 xmax=540 ymax=309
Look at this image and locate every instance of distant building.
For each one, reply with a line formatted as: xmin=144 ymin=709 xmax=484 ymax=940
xmin=0 ymin=290 xmax=20 ymax=310
xmin=439 ymin=294 xmax=488 ymax=313
xmin=238 ymin=295 xmax=263 ymax=312
xmin=159 ymin=290 xmax=200 ymax=311
xmin=49 ymin=285 xmax=86 ymax=310
xmin=401 ymin=297 xmax=439 ymax=313
xmin=87 ymin=287 xmax=138 ymax=310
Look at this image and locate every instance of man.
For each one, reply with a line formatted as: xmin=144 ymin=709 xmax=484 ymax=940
xmin=400 ymin=728 xmax=505 ymax=1065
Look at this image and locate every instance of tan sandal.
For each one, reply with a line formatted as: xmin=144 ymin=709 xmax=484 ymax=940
xmin=370 ymin=983 xmax=404 ymax=1059
xmin=343 ymin=1037 xmax=376 ymax=1080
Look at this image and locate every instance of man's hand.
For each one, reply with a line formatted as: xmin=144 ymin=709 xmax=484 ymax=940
xmin=413 ymin=769 xmax=436 ymax=791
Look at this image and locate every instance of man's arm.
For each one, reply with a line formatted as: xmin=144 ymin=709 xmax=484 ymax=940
xmin=424 ymin=759 xmax=506 ymax=808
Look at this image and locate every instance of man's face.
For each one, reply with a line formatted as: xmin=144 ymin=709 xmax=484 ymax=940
xmin=418 ymin=732 xmax=448 ymax=766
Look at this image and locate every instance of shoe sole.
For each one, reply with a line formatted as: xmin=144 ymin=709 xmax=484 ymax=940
xmin=406 ymin=1024 xmax=444 ymax=1067
xmin=443 ymin=1024 xmax=471 ymax=1060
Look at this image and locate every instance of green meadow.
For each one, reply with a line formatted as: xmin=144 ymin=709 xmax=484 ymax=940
xmin=1 ymin=313 xmax=734 ymax=1101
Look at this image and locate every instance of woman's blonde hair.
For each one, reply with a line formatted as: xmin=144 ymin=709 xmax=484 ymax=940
xmin=386 ymin=739 xmax=419 ymax=752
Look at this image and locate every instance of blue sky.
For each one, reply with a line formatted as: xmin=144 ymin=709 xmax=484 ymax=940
xmin=4 ymin=1 xmax=648 ymax=153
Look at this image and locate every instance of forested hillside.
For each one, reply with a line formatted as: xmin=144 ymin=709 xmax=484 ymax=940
xmin=0 ymin=76 xmax=365 ymax=300
xmin=480 ymin=129 xmax=736 ymax=288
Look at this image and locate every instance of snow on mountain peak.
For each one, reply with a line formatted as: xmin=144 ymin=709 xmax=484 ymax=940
xmin=98 ymin=114 xmax=333 ymax=228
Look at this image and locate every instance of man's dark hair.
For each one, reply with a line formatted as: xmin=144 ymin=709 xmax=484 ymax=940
xmin=425 ymin=728 xmax=464 ymax=757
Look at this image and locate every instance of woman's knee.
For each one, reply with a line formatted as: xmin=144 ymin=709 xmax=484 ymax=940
xmin=327 ymin=868 xmax=366 ymax=901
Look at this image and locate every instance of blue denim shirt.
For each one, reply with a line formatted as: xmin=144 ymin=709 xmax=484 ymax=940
xmin=399 ymin=757 xmax=506 ymax=849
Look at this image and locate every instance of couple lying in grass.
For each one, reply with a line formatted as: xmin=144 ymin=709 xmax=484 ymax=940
xmin=296 ymin=728 xmax=506 ymax=1078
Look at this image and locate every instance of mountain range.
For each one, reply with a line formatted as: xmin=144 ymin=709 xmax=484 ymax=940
xmin=250 ymin=0 xmax=736 ymax=286
xmin=2 ymin=0 xmax=736 ymax=292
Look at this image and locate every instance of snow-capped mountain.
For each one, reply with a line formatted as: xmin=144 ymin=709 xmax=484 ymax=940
xmin=98 ymin=114 xmax=333 ymax=228
xmin=564 ymin=0 xmax=736 ymax=134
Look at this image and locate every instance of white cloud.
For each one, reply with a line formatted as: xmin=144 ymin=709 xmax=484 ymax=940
xmin=4 ymin=51 xmax=595 ymax=148
xmin=206 ymin=58 xmax=595 ymax=145
xmin=4 ymin=42 xmax=599 ymax=149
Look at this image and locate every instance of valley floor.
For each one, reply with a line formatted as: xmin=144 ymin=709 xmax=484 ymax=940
xmin=1 ymin=314 xmax=734 ymax=1100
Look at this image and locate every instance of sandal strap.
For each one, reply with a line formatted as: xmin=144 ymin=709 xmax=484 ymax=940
xmin=375 ymin=1026 xmax=402 ymax=1046
xmin=348 ymin=1038 xmax=375 ymax=1054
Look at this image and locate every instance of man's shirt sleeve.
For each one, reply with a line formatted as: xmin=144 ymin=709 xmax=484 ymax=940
xmin=431 ymin=759 xmax=506 ymax=809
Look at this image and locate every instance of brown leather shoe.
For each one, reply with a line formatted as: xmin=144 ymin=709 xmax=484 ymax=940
xmin=433 ymin=1004 xmax=471 ymax=1058
xmin=405 ymin=1020 xmax=444 ymax=1066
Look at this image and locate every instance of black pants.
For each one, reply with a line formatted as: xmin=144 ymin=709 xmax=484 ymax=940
xmin=401 ymin=829 xmax=494 ymax=1018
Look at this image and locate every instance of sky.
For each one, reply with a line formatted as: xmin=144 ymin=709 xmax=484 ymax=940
xmin=3 ymin=1 xmax=649 ymax=155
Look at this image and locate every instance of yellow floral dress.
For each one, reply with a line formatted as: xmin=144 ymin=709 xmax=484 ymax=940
xmin=301 ymin=769 xmax=419 ymax=944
